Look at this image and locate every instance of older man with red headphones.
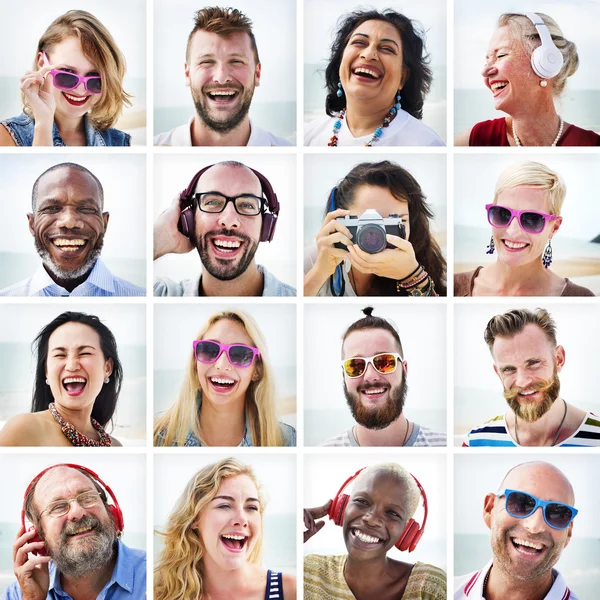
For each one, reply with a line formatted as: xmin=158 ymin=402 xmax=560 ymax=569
xmin=153 ymin=160 xmax=296 ymax=297
xmin=6 ymin=463 xmax=146 ymax=600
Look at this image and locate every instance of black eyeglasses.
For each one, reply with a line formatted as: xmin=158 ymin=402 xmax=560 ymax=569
xmin=496 ymin=489 xmax=578 ymax=530
xmin=194 ymin=192 xmax=264 ymax=216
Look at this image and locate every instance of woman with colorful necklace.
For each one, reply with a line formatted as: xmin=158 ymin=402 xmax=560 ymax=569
xmin=0 ymin=312 xmax=123 ymax=447
xmin=305 ymin=9 xmax=444 ymax=147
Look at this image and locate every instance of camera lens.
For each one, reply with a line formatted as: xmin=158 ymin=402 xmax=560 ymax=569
xmin=357 ymin=224 xmax=386 ymax=254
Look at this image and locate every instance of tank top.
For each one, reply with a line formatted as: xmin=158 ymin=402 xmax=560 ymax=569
xmin=265 ymin=570 xmax=284 ymax=599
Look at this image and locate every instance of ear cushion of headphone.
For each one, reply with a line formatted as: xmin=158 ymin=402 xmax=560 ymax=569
xmin=531 ymin=45 xmax=563 ymax=79
xmin=260 ymin=213 xmax=277 ymax=242
xmin=395 ymin=518 xmax=420 ymax=552
xmin=109 ymin=504 xmax=125 ymax=532
xmin=178 ymin=206 xmax=195 ymax=238
xmin=329 ymin=493 xmax=350 ymax=526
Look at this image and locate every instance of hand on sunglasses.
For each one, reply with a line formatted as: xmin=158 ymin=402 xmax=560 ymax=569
xmin=20 ymin=64 xmax=57 ymax=127
xmin=341 ymin=352 xmax=404 ymax=378
xmin=347 ymin=234 xmax=418 ymax=281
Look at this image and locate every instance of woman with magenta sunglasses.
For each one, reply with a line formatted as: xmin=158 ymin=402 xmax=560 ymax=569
xmin=454 ymin=161 xmax=594 ymax=297
xmin=0 ymin=10 xmax=132 ymax=146
xmin=154 ymin=309 xmax=296 ymax=447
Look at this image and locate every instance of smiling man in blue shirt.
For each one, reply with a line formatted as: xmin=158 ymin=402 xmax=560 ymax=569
xmin=0 ymin=163 xmax=145 ymax=297
xmin=4 ymin=464 xmax=146 ymax=600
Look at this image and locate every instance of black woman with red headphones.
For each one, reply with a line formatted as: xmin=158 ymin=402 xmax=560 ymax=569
xmin=303 ymin=463 xmax=446 ymax=600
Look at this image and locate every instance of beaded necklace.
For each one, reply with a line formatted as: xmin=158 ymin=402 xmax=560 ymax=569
xmin=49 ymin=402 xmax=112 ymax=447
xmin=512 ymin=116 xmax=564 ymax=147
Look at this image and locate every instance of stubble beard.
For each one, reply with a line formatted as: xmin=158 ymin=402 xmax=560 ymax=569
xmin=196 ymin=229 xmax=259 ymax=281
xmin=504 ymin=369 xmax=560 ymax=423
xmin=343 ymin=379 xmax=408 ymax=430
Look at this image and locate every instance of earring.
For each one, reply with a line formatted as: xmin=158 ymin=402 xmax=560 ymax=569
xmin=542 ymin=239 xmax=553 ymax=268
xmin=336 ymin=82 xmax=344 ymax=98
xmin=104 ymin=376 xmax=110 ymax=384
xmin=486 ymin=236 xmax=495 ymax=255
xmin=540 ymin=79 xmax=548 ymax=87
xmin=396 ymin=91 xmax=402 ymax=109
xmin=45 ymin=378 xmax=50 ymax=385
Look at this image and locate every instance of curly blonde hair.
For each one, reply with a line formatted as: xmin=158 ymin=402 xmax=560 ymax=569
xmin=154 ymin=458 xmax=265 ymax=600
xmin=154 ymin=309 xmax=283 ymax=446
xmin=25 ymin=10 xmax=132 ymax=130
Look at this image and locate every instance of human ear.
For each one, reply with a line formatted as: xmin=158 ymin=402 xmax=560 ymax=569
xmin=483 ymin=493 xmax=496 ymax=530
xmin=104 ymin=358 xmax=114 ymax=378
xmin=555 ymin=345 xmax=565 ymax=371
xmin=254 ymin=62 xmax=262 ymax=87
xmin=549 ymin=216 xmax=563 ymax=238
xmin=28 ymin=214 xmax=35 ymax=236
xmin=184 ymin=62 xmax=191 ymax=87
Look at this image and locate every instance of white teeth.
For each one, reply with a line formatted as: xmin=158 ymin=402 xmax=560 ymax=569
xmin=54 ymin=238 xmax=86 ymax=247
xmin=513 ymin=538 xmax=543 ymax=550
xmin=209 ymin=91 xmax=236 ymax=96
xmin=353 ymin=67 xmax=380 ymax=79
xmin=354 ymin=529 xmax=381 ymax=544
xmin=211 ymin=377 xmax=235 ymax=385
xmin=63 ymin=377 xmax=86 ymax=384
xmin=504 ymin=240 xmax=527 ymax=249
xmin=64 ymin=93 xmax=88 ymax=102
xmin=214 ymin=240 xmax=241 ymax=249
xmin=364 ymin=388 xmax=386 ymax=395
xmin=491 ymin=82 xmax=508 ymax=91
xmin=520 ymin=390 xmax=536 ymax=396
xmin=222 ymin=534 xmax=246 ymax=540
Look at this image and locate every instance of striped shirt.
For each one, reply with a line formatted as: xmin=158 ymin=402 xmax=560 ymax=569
xmin=464 ymin=412 xmax=600 ymax=447
xmin=304 ymin=554 xmax=446 ymax=600
xmin=0 ymin=259 xmax=145 ymax=297
xmin=321 ymin=423 xmax=447 ymax=447
xmin=454 ymin=561 xmax=577 ymax=599
xmin=265 ymin=570 xmax=284 ymax=600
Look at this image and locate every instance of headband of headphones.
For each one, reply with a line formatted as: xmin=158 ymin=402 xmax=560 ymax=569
xmin=21 ymin=463 xmax=124 ymax=533
xmin=523 ymin=13 xmax=564 ymax=79
xmin=327 ymin=467 xmax=428 ymax=552
xmin=178 ymin=164 xmax=280 ymax=243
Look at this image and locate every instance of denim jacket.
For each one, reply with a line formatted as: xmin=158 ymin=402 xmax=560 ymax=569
xmin=1 ymin=113 xmax=130 ymax=146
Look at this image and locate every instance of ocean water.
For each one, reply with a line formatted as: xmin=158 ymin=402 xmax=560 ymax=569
xmin=154 ymin=101 xmax=297 ymax=144
xmin=454 ymin=89 xmax=600 ymax=135
xmin=455 ymin=535 xmax=600 ymax=599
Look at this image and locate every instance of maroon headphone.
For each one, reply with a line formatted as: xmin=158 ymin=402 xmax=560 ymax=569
xmin=328 ymin=467 xmax=428 ymax=552
xmin=177 ymin=164 xmax=279 ymax=243
xmin=21 ymin=463 xmax=125 ymax=555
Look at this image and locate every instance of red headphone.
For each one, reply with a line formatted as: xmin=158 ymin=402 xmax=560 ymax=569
xmin=328 ymin=467 xmax=428 ymax=552
xmin=178 ymin=164 xmax=280 ymax=243
xmin=21 ymin=463 xmax=125 ymax=550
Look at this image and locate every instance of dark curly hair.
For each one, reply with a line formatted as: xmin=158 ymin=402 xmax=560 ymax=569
xmin=324 ymin=9 xmax=432 ymax=120
xmin=31 ymin=311 xmax=123 ymax=429
xmin=325 ymin=161 xmax=446 ymax=296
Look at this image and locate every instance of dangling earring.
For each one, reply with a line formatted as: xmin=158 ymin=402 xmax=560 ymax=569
xmin=396 ymin=91 xmax=402 ymax=109
xmin=486 ymin=236 xmax=495 ymax=255
xmin=336 ymin=82 xmax=344 ymax=98
xmin=104 ymin=376 xmax=111 ymax=384
xmin=542 ymin=239 xmax=553 ymax=268
xmin=540 ymin=79 xmax=548 ymax=87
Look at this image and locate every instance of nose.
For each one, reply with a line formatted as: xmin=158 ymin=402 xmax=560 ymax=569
xmin=232 ymin=506 xmax=248 ymax=527
xmin=56 ymin=207 xmax=83 ymax=229
xmin=214 ymin=349 xmax=231 ymax=370
xmin=218 ymin=201 xmax=240 ymax=230
xmin=360 ymin=43 xmax=379 ymax=61
xmin=362 ymin=505 xmax=384 ymax=528
xmin=481 ymin=60 xmax=495 ymax=77
xmin=513 ymin=368 xmax=533 ymax=390
xmin=65 ymin=498 xmax=86 ymax=521
xmin=65 ymin=354 xmax=80 ymax=372
xmin=522 ymin=506 xmax=547 ymax=534
xmin=503 ymin=214 xmax=524 ymax=237
xmin=211 ymin=61 xmax=232 ymax=84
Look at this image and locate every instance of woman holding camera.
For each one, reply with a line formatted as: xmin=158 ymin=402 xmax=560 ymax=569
xmin=304 ymin=161 xmax=446 ymax=296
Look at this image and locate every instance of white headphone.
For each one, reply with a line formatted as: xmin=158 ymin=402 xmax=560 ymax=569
xmin=524 ymin=13 xmax=564 ymax=79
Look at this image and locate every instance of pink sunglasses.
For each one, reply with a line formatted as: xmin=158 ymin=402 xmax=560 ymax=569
xmin=42 ymin=52 xmax=102 ymax=95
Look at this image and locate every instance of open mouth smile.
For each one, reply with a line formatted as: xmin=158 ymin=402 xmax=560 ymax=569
xmin=350 ymin=527 xmax=385 ymax=548
xmin=62 ymin=376 xmax=88 ymax=396
xmin=511 ymin=536 xmax=546 ymax=557
xmin=221 ymin=533 xmax=249 ymax=552
xmin=62 ymin=93 xmax=91 ymax=106
xmin=206 ymin=89 xmax=240 ymax=104
xmin=66 ymin=523 xmax=96 ymax=538
xmin=209 ymin=376 xmax=237 ymax=393
xmin=489 ymin=80 xmax=509 ymax=97
xmin=502 ymin=239 xmax=529 ymax=252
xmin=359 ymin=384 xmax=389 ymax=402
xmin=52 ymin=238 xmax=89 ymax=253
xmin=352 ymin=65 xmax=383 ymax=81
xmin=210 ymin=237 xmax=244 ymax=258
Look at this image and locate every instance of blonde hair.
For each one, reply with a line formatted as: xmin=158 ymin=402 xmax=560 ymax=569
xmin=25 ymin=10 xmax=132 ymax=130
xmin=354 ymin=463 xmax=420 ymax=519
xmin=154 ymin=458 xmax=265 ymax=600
xmin=498 ymin=13 xmax=578 ymax=96
xmin=154 ymin=310 xmax=283 ymax=447
xmin=494 ymin=161 xmax=566 ymax=215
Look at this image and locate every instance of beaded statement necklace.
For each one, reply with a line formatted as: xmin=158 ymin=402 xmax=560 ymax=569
xmin=329 ymin=96 xmax=401 ymax=147
xmin=49 ymin=402 xmax=112 ymax=447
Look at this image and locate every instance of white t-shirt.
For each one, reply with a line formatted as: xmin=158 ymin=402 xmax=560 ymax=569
xmin=154 ymin=117 xmax=293 ymax=146
xmin=304 ymin=109 xmax=444 ymax=146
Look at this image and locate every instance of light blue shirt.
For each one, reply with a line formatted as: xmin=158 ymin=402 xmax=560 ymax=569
xmin=3 ymin=540 xmax=146 ymax=600
xmin=0 ymin=259 xmax=145 ymax=297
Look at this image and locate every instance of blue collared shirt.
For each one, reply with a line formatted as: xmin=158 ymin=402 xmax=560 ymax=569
xmin=0 ymin=259 xmax=145 ymax=297
xmin=3 ymin=540 xmax=146 ymax=600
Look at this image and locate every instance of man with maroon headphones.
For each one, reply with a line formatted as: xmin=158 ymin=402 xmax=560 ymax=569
xmin=5 ymin=464 xmax=146 ymax=600
xmin=153 ymin=160 xmax=296 ymax=296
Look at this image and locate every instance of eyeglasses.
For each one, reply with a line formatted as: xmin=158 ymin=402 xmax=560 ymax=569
xmin=486 ymin=204 xmax=557 ymax=234
xmin=341 ymin=353 xmax=403 ymax=378
xmin=193 ymin=340 xmax=261 ymax=368
xmin=194 ymin=192 xmax=264 ymax=216
xmin=43 ymin=52 xmax=102 ymax=94
xmin=497 ymin=489 xmax=578 ymax=530
xmin=40 ymin=491 xmax=102 ymax=519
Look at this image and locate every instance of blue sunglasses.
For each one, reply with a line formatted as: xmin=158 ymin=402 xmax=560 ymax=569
xmin=497 ymin=489 xmax=578 ymax=530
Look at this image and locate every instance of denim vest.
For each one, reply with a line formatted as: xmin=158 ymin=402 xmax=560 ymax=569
xmin=1 ymin=113 xmax=130 ymax=146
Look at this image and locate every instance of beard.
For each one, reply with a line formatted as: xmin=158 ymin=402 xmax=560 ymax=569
xmin=343 ymin=379 xmax=408 ymax=430
xmin=504 ymin=369 xmax=560 ymax=423
xmin=40 ymin=514 xmax=117 ymax=578
xmin=192 ymin=81 xmax=255 ymax=134
xmin=196 ymin=228 xmax=259 ymax=281
xmin=35 ymin=235 xmax=103 ymax=282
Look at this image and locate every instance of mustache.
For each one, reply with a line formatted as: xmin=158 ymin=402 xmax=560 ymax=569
xmin=358 ymin=382 xmax=391 ymax=393
xmin=203 ymin=84 xmax=243 ymax=93
xmin=61 ymin=515 xmax=100 ymax=540
xmin=504 ymin=377 xmax=556 ymax=403
xmin=204 ymin=229 xmax=252 ymax=243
